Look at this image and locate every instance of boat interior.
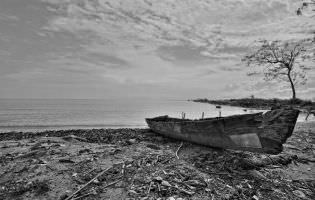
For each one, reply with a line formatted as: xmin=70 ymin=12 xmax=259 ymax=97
xmin=146 ymin=112 xmax=263 ymax=122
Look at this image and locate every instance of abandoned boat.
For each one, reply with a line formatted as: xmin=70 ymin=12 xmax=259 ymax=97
xmin=146 ymin=109 xmax=299 ymax=154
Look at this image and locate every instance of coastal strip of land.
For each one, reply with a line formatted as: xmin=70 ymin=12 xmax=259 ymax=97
xmin=191 ymin=98 xmax=315 ymax=111
xmin=0 ymin=123 xmax=314 ymax=200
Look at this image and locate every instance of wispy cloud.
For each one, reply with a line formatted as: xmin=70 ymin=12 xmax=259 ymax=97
xmin=43 ymin=1 xmax=312 ymax=47
xmin=0 ymin=13 xmax=19 ymax=21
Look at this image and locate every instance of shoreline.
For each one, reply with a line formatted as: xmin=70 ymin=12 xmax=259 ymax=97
xmin=1 ymin=117 xmax=314 ymax=134
xmin=0 ymin=125 xmax=148 ymax=134
xmin=0 ymin=120 xmax=313 ymax=135
xmin=0 ymin=128 xmax=149 ymax=141
xmin=0 ymin=122 xmax=314 ymax=199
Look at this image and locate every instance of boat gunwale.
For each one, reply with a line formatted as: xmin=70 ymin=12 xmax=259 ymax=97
xmin=145 ymin=112 xmax=264 ymax=124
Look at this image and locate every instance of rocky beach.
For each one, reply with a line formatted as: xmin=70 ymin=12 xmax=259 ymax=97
xmin=0 ymin=121 xmax=314 ymax=200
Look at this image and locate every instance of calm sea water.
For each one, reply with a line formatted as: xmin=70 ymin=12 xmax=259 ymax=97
xmin=0 ymin=99 xmax=312 ymax=132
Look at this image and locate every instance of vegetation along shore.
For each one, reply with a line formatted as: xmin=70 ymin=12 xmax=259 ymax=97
xmin=191 ymin=98 xmax=315 ymax=111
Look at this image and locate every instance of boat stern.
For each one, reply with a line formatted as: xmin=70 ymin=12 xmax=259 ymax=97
xmin=258 ymin=108 xmax=300 ymax=154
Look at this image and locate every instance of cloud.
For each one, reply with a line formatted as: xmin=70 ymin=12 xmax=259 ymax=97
xmin=43 ymin=1 xmax=307 ymax=48
xmin=224 ymin=83 xmax=241 ymax=92
xmin=55 ymin=51 xmax=131 ymax=69
xmin=216 ymin=44 xmax=249 ymax=55
xmin=220 ymin=66 xmax=243 ymax=72
xmin=0 ymin=13 xmax=19 ymax=21
xmin=1 ymin=0 xmax=314 ymax=99
xmin=42 ymin=0 xmax=314 ymax=65
xmin=156 ymin=45 xmax=215 ymax=67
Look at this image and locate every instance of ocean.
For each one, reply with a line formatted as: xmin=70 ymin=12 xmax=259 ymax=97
xmin=0 ymin=98 xmax=312 ymax=132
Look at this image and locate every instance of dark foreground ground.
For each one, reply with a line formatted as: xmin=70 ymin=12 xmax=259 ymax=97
xmin=0 ymin=122 xmax=314 ymax=200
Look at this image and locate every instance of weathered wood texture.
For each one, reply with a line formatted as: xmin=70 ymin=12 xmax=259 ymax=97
xmin=146 ymin=109 xmax=299 ymax=154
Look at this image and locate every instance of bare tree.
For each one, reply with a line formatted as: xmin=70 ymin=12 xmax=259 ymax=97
xmin=243 ymin=40 xmax=308 ymax=100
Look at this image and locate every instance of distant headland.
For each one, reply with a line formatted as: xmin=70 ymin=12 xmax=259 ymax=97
xmin=190 ymin=98 xmax=315 ymax=111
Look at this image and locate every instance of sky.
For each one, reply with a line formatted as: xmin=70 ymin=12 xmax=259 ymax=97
xmin=0 ymin=0 xmax=314 ymax=100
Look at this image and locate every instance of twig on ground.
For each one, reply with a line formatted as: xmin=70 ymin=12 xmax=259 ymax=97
xmin=175 ymin=142 xmax=183 ymax=159
xmin=173 ymin=185 xmax=195 ymax=195
xmin=103 ymin=178 xmax=122 ymax=189
xmin=65 ymin=162 xmax=123 ymax=200
xmin=64 ymin=167 xmax=112 ymax=200
xmin=153 ymin=155 xmax=160 ymax=165
xmin=83 ymin=168 xmax=96 ymax=176
xmin=71 ymin=178 xmax=122 ymax=200
xmin=72 ymin=193 xmax=93 ymax=200
xmin=121 ymin=163 xmax=126 ymax=188
xmin=14 ymin=150 xmax=46 ymax=159
xmin=62 ymin=135 xmax=87 ymax=142
xmin=207 ymin=171 xmax=230 ymax=176
xmin=147 ymin=181 xmax=153 ymax=194
xmin=121 ymin=163 xmax=125 ymax=174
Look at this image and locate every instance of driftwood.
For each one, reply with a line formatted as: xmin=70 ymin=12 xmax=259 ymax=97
xmin=147 ymin=181 xmax=153 ymax=194
xmin=62 ymin=135 xmax=87 ymax=142
xmin=71 ymin=179 xmax=122 ymax=200
xmin=173 ymin=185 xmax=195 ymax=195
xmin=103 ymin=178 xmax=122 ymax=189
xmin=64 ymin=162 xmax=123 ymax=200
xmin=175 ymin=142 xmax=183 ymax=159
xmin=64 ymin=167 xmax=112 ymax=200
xmin=15 ymin=149 xmax=47 ymax=159
xmin=241 ymin=154 xmax=297 ymax=169
xmin=72 ymin=193 xmax=93 ymax=200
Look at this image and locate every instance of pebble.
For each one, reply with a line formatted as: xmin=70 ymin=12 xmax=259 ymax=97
xmin=162 ymin=180 xmax=172 ymax=187
xmin=93 ymin=179 xmax=100 ymax=184
xmin=59 ymin=190 xmax=71 ymax=200
xmin=248 ymin=170 xmax=267 ymax=180
xmin=127 ymin=139 xmax=136 ymax=145
xmin=59 ymin=194 xmax=68 ymax=200
xmin=155 ymin=137 xmax=164 ymax=142
xmin=293 ymin=190 xmax=306 ymax=198
xmin=38 ymin=159 xmax=47 ymax=165
xmin=147 ymin=144 xmax=161 ymax=150
xmin=128 ymin=190 xmax=138 ymax=195
xmin=153 ymin=176 xmax=163 ymax=182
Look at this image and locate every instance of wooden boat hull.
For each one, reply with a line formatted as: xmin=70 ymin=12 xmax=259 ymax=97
xmin=146 ymin=109 xmax=299 ymax=154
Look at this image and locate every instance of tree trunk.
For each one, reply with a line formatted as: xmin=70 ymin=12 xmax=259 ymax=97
xmin=288 ymin=72 xmax=296 ymax=100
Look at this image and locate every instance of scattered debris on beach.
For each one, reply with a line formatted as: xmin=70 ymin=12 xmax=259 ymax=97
xmin=0 ymin=123 xmax=314 ymax=200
